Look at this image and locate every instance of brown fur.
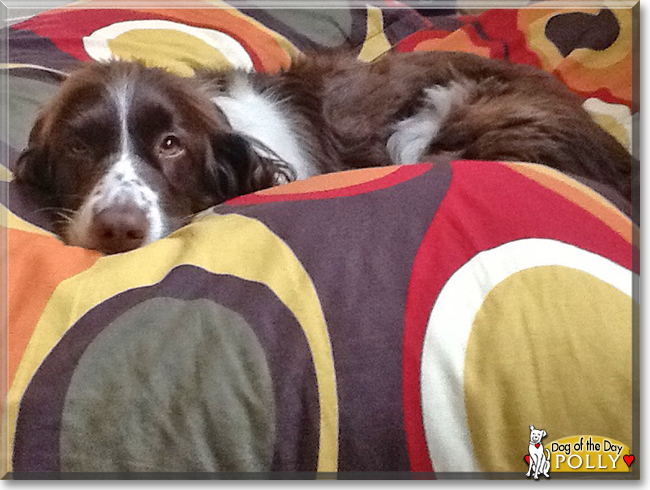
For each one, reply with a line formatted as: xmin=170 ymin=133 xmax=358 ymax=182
xmin=245 ymin=51 xmax=635 ymax=201
xmin=15 ymin=51 xmax=637 ymax=253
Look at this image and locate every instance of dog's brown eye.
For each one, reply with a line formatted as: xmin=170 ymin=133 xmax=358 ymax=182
xmin=67 ymin=139 xmax=90 ymax=156
xmin=159 ymin=135 xmax=184 ymax=157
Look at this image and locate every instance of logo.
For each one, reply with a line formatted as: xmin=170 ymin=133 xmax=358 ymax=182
xmin=523 ymin=430 xmax=635 ymax=475
xmin=525 ymin=425 xmax=551 ymax=479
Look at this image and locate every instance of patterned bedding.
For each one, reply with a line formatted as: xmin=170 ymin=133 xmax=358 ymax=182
xmin=1 ymin=0 xmax=639 ymax=478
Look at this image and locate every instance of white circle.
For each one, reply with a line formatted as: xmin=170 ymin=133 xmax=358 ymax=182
xmin=82 ymin=19 xmax=254 ymax=71
xmin=420 ymin=238 xmax=635 ymax=472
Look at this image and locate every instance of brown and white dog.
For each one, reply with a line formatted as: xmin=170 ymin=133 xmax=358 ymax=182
xmin=15 ymin=51 xmax=636 ymax=254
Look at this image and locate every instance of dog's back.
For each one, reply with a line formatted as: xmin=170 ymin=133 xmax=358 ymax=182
xmin=273 ymin=51 xmax=636 ymax=209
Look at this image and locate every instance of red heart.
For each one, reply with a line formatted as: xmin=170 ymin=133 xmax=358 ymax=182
xmin=524 ymin=455 xmax=530 ymax=465
xmin=535 ymin=444 xmax=540 ymax=448
xmin=623 ymin=455 xmax=635 ymax=467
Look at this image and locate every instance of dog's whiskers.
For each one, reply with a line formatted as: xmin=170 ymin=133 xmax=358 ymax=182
xmin=32 ymin=206 xmax=73 ymax=214
xmin=53 ymin=211 xmax=75 ymax=224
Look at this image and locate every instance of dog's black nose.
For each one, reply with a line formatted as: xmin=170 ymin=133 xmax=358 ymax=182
xmin=90 ymin=204 xmax=148 ymax=254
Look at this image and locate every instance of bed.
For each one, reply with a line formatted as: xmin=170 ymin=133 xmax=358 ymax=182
xmin=0 ymin=0 xmax=639 ymax=479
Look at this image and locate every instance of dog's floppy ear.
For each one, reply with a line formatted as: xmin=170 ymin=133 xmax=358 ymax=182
xmin=14 ymin=115 xmax=55 ymax=193
xmin=541 ymin=430 xmax=546 ymax=438
xmin=206 ymin=132 xmax=294 ymax=201
xmin=529 ymin=425 xmax=535 ymax=431
xmin=14 ymin=147 xmax=53 ymax=192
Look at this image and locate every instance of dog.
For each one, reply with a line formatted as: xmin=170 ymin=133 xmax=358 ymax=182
xmin=526 ymin=425 xmax=551 ymax=479
xmin=14 ymin=51 xmax=636 ymax=254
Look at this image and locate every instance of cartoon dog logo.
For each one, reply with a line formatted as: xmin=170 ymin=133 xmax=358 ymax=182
xmin=526 ymin=425 xmax=551 ymax=479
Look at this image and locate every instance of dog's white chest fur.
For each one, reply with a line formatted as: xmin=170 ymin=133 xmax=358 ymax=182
xmin=387 ymin=82 xmax=470 ymax=164
xmin=212 ymin=78 xmax=315 ymax=181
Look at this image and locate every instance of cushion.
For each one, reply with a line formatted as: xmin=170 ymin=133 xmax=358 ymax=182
xmin=1 ymin=0 xmax=638 ymax=478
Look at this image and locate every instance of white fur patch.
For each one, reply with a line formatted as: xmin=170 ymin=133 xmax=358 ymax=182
xmin=67 ymin=157 xmax=167 ymax=250
xmin=213 ymin=75 xmax=315 ymax=181
xmin=67 ymin=78 xmax=166 ymax=248
xmin=387 ymin=82 xmax=471 ymax=165
xmin=112 ymin=78 xmax=132 ymax=158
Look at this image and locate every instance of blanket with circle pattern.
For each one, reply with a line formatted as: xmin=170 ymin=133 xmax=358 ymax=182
xmin=1 ymin=0 xmax=638 ymax=477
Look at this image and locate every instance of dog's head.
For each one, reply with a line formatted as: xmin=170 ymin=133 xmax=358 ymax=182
xmin=15 ymin=61 xmax=290 ymax=254
xmin=529 ymin=425 xmax=547 ymax=444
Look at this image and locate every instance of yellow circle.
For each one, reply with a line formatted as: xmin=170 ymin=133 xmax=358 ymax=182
xmin=464 ymin=266 xmax=632 ymax=471
xmin=108 ymin=29 xmax=232 ymax=77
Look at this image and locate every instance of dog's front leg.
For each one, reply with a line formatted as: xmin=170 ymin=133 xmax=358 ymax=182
xmin=533 ymin=455 xmax=541 ymax=480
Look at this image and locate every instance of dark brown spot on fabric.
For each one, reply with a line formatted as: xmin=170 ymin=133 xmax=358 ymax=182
xmin=545 ymin=9 xmax=620 ymax=58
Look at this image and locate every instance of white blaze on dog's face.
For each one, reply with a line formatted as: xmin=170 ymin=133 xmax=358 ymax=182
xmin=14 ymin=62 xmax=286 ymax=254
xmin=64 ymin=78 xmax=167 ymax=252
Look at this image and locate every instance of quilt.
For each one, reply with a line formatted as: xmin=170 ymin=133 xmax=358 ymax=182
xmin=0 ymin=0 xmax=639 ymax=478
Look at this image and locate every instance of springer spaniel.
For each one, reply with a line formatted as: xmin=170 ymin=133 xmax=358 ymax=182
xmin=15 ymin=51 xmax=636 ymax=254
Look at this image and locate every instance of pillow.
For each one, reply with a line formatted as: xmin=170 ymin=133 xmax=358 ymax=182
xmin=8 ymin=161 xmax=638 ymax=474
xmin=2 ymin=1 xmax=638 ymax=477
